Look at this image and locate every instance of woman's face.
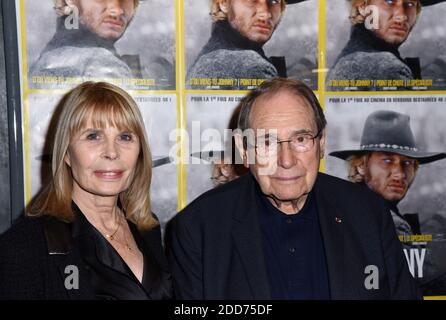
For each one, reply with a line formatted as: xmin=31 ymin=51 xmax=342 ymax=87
xmin=65 ymin=120 xmax=140 ymax=201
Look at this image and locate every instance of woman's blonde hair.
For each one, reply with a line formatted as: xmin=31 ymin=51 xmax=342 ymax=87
xmin=28 ymin=81 xmax=157 ymax=231
xmin=210 ymin=0 xmax=287 ymax=22
xmin=349 ymin=0 xmax=422 ymax=25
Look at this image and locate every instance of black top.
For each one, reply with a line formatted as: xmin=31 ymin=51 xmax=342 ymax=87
xmin=0 ymin=207 xmax=172 ymax=299
xmin=72 ymin=203 xmax=153 ymax=299
xmin=258 ymin=190 xmax=330 ymax=300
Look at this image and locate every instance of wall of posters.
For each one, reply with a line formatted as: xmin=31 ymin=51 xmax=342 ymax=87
xmin=8 ymin=0 xmax=446 ymax=298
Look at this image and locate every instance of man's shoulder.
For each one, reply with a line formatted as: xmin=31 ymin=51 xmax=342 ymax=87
xmin=329 ymin=51 xmax=412 ymax=80
xmin=177 ymin=174 xmax=252 ymax=221
xmin=31 ymin=46 xmax=131 ymax=78
xmin=189 ymin=49 xmax=277 ymax=79
xmin=316 ymin=173 xmax=385 ymax=204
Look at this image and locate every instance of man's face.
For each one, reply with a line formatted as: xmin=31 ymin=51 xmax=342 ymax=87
xmin=221 ymin=0 xmax=283 ymax=44
xmin=74 ymin=0 xmax=136 ymax=40
xmin=362 ymin=151 xmax=417 ymax=202
xmin=366 ymin=0 xmax=419 ymax=45
xmin=242 ymin=90 xmax=325 ymax=213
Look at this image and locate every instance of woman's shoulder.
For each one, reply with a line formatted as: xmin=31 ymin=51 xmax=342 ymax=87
xmin=0 ymin=216 xmax=47 ymax=254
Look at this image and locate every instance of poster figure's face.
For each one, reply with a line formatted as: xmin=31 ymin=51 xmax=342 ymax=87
xmin=367 ymin=0 xmax=418 ymax=46
xmin=224 ymin=0 xmax=283 ymax=44
xmin=65 ymin=122 xmax=140 ymax=200
xmin=74 ymin=0 xmax=136 ymax=40
xmin=246 ymin=90 xmax=325 ymax=214
xmin=362 ymin=151 xmax=417 ymax=202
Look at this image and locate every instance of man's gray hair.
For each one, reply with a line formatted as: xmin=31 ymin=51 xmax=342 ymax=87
xmin=237 ymin=78 xmax=327 ymax=133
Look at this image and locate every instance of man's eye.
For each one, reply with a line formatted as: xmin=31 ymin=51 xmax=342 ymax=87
xmin=385 ymin=0 xmax=395 ymax=4
xmin=294 ymin=135 xmax=311 ymax=144
xmin=382 ymin=158 xmax=393 ymax=164
xmin=271 ymin=0 xmax=281 ymax=5
xmin=402 ymin=160 xmax=415 ymax=167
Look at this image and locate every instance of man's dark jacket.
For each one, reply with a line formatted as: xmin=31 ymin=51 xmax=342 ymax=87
xmin=168 ymin=172 xmax=421 ymax=299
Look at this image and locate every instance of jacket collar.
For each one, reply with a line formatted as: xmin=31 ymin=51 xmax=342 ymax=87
xmin=231 ymin=172 xmax=347 ymax=299
xmin=42 ymin=205 xmax=171 ymax=300
xmin=42 ymin=216 xmax=94 ymax=299
xmin=341 ymin=24 xmax=402 ymax=58
xmin=45 ymin=18 xmax=118 ymax=53
xmin=312 ymin=174 xmax=346 ymax=299
xmin=231 ymin=173 xmax=271 ymax=299
xmin=202 ymin=20 xmax=266 ymax=56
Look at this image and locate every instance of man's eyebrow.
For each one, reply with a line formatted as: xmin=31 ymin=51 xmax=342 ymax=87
xmin=291 ymin=129 xmax=314 ymax=135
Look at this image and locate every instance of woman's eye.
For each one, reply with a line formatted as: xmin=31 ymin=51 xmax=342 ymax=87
xmin=86 ymin=132 xmax=99 ymax=140
xmin=120 ymin=133 xmax=133 ymax=141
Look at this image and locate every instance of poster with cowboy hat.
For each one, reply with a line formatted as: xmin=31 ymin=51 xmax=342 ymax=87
xmin=325 ymin=96 xmax=446 ymax=296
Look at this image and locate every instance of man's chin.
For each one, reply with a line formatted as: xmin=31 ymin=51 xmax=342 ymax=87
xmin=246 ymin=33 xmax=272 ymax=45
xmin=383 ymin=192 xmax=406 ymax=203
xmin=96 ymin=29 xmax=125 ymax=41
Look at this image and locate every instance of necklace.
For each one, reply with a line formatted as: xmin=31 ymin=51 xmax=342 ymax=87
xmin=104 ymin=221 xmax=133 ymax=251
xmin=104 ymin=222 xmax=120 ymax=241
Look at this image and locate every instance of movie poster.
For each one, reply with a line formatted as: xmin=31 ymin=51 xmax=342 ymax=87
xmin=185 ymin=0 xmax=318 ymax=90
xmin=325 ymin=0 xmax=446 ymax=91
xmin=186 ymin=93 xmax=244 ymax=203
xmin=8 ymin=0 xmax=446 ymax=300
xmin=26 ymin=93 xmax=178 ymax=230
xmin=324 ymin=94 xmax=446 ymax=296
xmin=17 ymin=0 xmax=179 ymax=232
xmin=22 ymin=0 xmax=176 ymax=90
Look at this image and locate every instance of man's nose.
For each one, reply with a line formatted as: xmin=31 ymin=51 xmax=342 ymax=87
xmin=277 ymin=141 xmax=297 ymax=169
xmin=393 ymin=1 xmax=408 ymax=22
xmin=107 ymin=0 xmax=125 ymax=17
xmin=256 ymin=0 xmax=273 ymax=20
xmin=390 ymin=162 xmax=406 ymax=179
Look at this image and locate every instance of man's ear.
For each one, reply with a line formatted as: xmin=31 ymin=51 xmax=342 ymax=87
xmin=234 ymin=133 xmax=249 ymax=168
xmin=357 ymin=156 xmax=367 ymax=175
xmin=358 ymin=0 xmax=371 ymax=17
xmin=319 ymin=128 xmax=326 ymax=159
xmin=54 ymin=0 xmax=75 ymax=16
xmin=218 ymin=0 xmax=230 ymax=14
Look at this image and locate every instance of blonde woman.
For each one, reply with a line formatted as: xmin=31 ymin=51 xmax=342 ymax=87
xmin=0 ymin=82 xmax=172 ymax=299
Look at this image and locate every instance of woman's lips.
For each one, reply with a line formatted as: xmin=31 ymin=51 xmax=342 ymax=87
xmin=94 ymin=170 xmax=124 ymax=179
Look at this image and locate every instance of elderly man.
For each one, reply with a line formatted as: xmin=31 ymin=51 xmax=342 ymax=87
xmin=187 ymin=0 xmax=307 ymax=89
xmin=30 ymin=0 xmax=141 ymax=80
xmin=168 ymin=78 xmax=420 ymax=300
xmin=326 ymin=0 xmax=444 ymax=91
